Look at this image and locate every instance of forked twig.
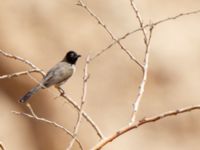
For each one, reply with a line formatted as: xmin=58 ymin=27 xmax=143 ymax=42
xmin=87 ymin=9 xmax=200 ymax=61
xmin=130 ymin=0 xmax=148 ymax=44
xmin=77 ymin=0 xmax=143 ymax=69
xmin=92 ymin=105 xmax=200 ymax=150
xmin=0 ymin=50 xmax=45 ymax=76
xmin=118 ymin=9 xmax=200 ymax=42
xmin=12 ymin=103 xmax=83 ymax=150
xmin=131 ymin=26 xmax=154 ymax=123
xmin=59 ymin=91 xmax=104 ymax=139
xmin=129 ymin=0 xmax=154 ymax=123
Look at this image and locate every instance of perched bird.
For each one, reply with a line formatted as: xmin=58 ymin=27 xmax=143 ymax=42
xmin=19 ymin=50 xmax=81 ymax=103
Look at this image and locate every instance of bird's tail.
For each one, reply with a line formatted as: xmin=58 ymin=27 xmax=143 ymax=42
xmin=19 ymin=85 xmax=42 ymax=103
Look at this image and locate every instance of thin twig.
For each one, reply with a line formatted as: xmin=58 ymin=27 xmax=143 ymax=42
xmin=131 ymin=26 xmax=153 ymax=123
xmin=129 ymin=0 xmax=154 ymax=123
xmin=0 ymin=69 xmax=42 ymax=80
xmin=0 ymin=50 xmax=45 ymax=76
xmin=119 ymin=9 xmax=200 ymax=41
xmin=66 ymin=56 xmax=90 ymax=150
xmin=89 ymin=40 xmax=117 ymax=61
xmin=130 ymin=0 xmax=148 ymax=45
xmin=92 ymin=105 xmax=200 ymax=150
xmin=58 ymin=91 xmax=104 ymax=139
xmin=77 ymin=0 xmax=143 ymax=69
xmin=89 ymin=9 xmax=200 ymax=61
xmin=12 ymin=103 xmax=83 ymax=150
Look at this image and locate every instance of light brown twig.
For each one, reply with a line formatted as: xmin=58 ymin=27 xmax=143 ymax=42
xmin=58 ymin=91 xmax=104 ymax=139
xmin=130 ymin=0 xmax=148 ymax=45
xmin=66 ymin=56 xmax=90 ymax=150
xmin=0 ymin=50 xmax=45 ymax=76
xmin=13 ymin=102 xmax=85 ymax=149
xmin=119 ymin=9 xmax=200 ymax=41
xmin=129 ymin=0 xmax=154 ymax=123
xmin=88 ymin=9 xmax=200 ymax=61
xmin=12 ymin=103 xmax=83 ymax=150
xmin=77 ymin=0 xmax=143 ymax=69
xmin=92 ymin=105 xmax=200 ymax=150
xmin=0 ymin=69 xmax=42 ymax=80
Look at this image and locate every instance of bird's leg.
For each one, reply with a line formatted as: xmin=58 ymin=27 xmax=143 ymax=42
xmin=55 ymin=85 xmax=65 ymax=96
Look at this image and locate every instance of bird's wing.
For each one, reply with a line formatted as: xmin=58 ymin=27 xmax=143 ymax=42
xmin=42 ymin=62 xmax=74 ymax=87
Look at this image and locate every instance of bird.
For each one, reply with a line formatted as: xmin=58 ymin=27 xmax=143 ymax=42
xmin=19 ymin=50 xmax=81 ymax=103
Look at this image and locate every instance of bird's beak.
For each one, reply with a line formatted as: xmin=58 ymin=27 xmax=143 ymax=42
xmin=77 ymin=55 xmax=81 ymax=58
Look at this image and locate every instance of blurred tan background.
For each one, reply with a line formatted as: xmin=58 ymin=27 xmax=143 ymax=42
xmin=0 ymin=0 xmax=200 ymax=150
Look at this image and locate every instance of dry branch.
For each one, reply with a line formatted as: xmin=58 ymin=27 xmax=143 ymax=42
xmin=12 ymin=103 xmax=83 ymax=150
xmin=131 ymin=26 xmax=153 ymax=123
xmin=92 ymin=105 xmax=200 ymax=150
xmin=0 ymin=50 xmax=45 ymax=76
xmin=119 ymin=9 xmax=200 ymax=41
xmin=130 ymin=0 xmax=148 ymax=44
xmin=77 ymin=0 xmax=143 ymax=69
xmin=59 ymin=92 xmax=104 ymax=139
xmin=129 ymin=0 xmax=154 ymax=123
xmin=88 ymin=9 xmax=200 ymax=61
xmin=0 ymin=69 xmax=41 ymax=80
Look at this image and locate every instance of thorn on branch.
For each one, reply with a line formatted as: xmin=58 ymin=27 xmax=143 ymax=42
xmin=84 ymin=74 xmax=90 ymax=82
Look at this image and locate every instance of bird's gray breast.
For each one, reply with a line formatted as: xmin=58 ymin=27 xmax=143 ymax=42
xmin=42 ymin=62 xmax=75 ymax=87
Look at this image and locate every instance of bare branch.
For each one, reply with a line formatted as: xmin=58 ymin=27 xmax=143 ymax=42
xmin=58 ymin=90 xmax=104 ymax=139
xmin=0 ymin=50 xmax=45 ymax=76
xmin=118 ymin=9 xmax=200 ymax=46
xmin=121 ymin=9 xmax=200 ymax=42
xmin=152 ymin=9 xmax=200 ymax=26
xmin=66 ymin=56 xmax=90 ymax=150
xmin=92 ymin=105 xmax=200 ymax=150
xmin=131 ymin=26 xmax=154 ymax=123
xmin=90 ymin=9 xmax=200 ymax=61
xmin=130 ymin=0 xmax=148 ymax=45
xmin=129 ymin=0 xmax=154 ymax=123
xmin=0 ymin=69 xmax=42 ymax=80
xmin=77 ymin=0 xmax=143 ymax=69
xmin=12 ymin=103 xmax=83 ymax=150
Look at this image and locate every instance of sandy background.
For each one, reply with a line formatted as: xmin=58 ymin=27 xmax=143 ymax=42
xmin=0 ymin=0 xmax=200 ymax=150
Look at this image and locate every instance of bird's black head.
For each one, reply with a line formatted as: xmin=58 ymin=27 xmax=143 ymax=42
xmin=64 ymin=50 xmax=81 ymax=64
